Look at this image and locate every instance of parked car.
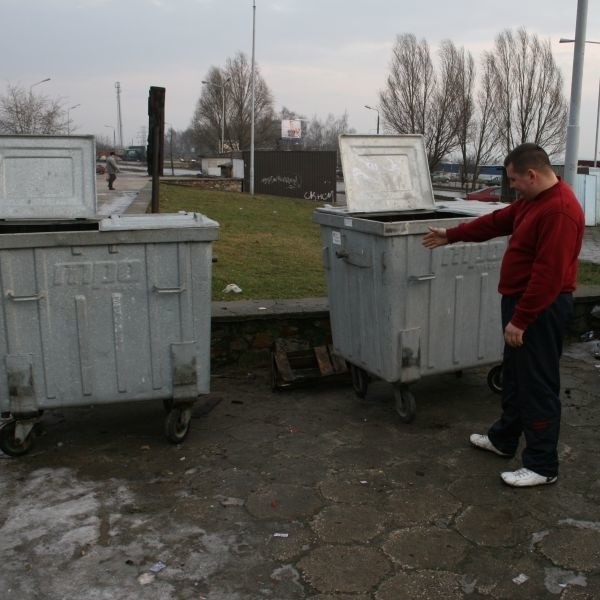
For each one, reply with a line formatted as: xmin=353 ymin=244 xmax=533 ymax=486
xmin=466 ymin=186 xmax=502 ymax=202
xmin=96 ymin=164 xmax=106 ymax=175
xmin=431 ymin=173 xmax=450 ymax=183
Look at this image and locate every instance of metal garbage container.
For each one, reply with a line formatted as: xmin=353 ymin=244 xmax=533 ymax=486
xmin=0 ymin=135 xmax=219 ymax=455
xmin=314 ymin=134 xmax=507 ymax=422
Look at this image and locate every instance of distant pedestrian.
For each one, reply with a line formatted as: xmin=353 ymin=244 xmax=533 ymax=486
xmin=106 ymin=151 xmax=120 ymax=190
xmin=422 ymin=143 xmax=584 ymax=488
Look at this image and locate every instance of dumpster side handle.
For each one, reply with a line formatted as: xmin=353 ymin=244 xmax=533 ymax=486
xmin=153 ymin=285 xmax=186 ymax=294
xmin=7 ymin=292 xmax=45 ymax=302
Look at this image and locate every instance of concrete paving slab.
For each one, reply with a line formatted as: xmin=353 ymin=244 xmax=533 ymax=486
xmin=1 ymin=343 xmax=600 ymax=598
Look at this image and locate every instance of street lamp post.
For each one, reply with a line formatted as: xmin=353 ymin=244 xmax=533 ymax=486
xmin=28 ymin=78 xmax=50 ymax=134
xmin=202 ymin=77 xmax=231 ymax=154
xmin=560 ymin=0 xmax=589 ymax=189
xmin=560 ymin=35 xmax=600 ymax=173
xmin=67 ymin=104 xmax=80 ymax=135
xmin=165 ymin=123 xmax=175 ymax=176
xmin=104 ymin=124 xmax=116 ymax=149
xmin=595 ymin=79 xmax=600 ymax=168
xmin=364 ymin=105 xmax=380 ymax=134
xmin=29 ymin=78 xmax=50 ymax=94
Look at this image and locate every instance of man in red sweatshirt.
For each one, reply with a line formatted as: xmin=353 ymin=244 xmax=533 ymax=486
xmin=423 ymin=143 xmax=584 ymax=488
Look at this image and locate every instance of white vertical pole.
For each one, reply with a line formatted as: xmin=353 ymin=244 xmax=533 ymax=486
xmin=594 ymin=78 xmax=600 ymax=168
xmin=250 ymin=0 xmax=256 ymax=195
xmin=564 ymin=0 xmax=588 ymax=189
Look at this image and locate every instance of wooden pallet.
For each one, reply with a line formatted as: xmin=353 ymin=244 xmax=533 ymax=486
xmin=271 ymin=338 xmax=348 ymax=390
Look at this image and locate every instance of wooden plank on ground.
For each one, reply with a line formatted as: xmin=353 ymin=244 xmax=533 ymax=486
xmin=328 ymin=345 xmax=348 ymax=373
xmin=314 ymin=346 xmax=334 ymax=376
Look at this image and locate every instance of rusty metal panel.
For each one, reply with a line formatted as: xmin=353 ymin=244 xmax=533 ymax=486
xmin=243 ymin=151 xmax=336 ymax=202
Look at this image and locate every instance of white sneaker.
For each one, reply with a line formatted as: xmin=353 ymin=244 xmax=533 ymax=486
xmin=501 ymin=468 xmax=557 ymax=487
xmin=469 ymin=433 xmax=512 ymax=457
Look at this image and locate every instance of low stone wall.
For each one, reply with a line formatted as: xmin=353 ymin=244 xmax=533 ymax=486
xmin=162 ymin=178 xmax=243 ymax=192
xmin=210 ymin=290 xmax=600 ymax=369
xmin=211 ymin=299 xmax=331 ymax=369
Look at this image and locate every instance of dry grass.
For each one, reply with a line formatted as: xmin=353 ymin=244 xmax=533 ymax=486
xmin=160 ymin=185 xmax=327 ymax=301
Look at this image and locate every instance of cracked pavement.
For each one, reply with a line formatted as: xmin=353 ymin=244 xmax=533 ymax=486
xmin=1 ymin=341 xmax=599 ymax=599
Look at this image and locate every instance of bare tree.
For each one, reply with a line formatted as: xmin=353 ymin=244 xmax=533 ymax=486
xmin=0 ymin=83 xmax=67 ymax=134
xmin=302 ymin=112 xmax=355 ymax=151
xmin=190 ymin=52 xmax=275 ymax=153
xmin=455 ymin=51 xmax=501 ymax=190
xmin=380 ymin=35 xmax=465 ymax=171
xmin=380 ymin=34 xmax=434 ymax=142
xmin=485 ymin=28 xmax=567 ymax=158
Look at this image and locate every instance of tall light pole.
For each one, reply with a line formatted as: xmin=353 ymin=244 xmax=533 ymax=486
xmin=250 ymin=0 xmax=256 ymax=195
xmin=104 ymin=124 xmax=116 ymax=149
xmin=560 ymin=35 xmax=600 ymax=173
xmin=165 ymin=122 xmax=175 ymax=175
xmin=364 ymin=105 xmax=380 ymax=134
xmin=561 ymin=0 xmax=589 ymax=190
xmin=29 ymin=78 xmax=50 ymax=94
xmin=202 ymin=77 xmax=231 ymax=154
xmin=67 ymin=104 xmax=80 ymax=135
xmin=27 ymin=78 xmax=51 ymax=134
xmin=595 ymin=79 xmax=600 ymax=168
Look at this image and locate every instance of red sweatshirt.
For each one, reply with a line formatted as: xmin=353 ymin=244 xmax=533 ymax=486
xmin=446 ymin=179 xmax=584 ymax=330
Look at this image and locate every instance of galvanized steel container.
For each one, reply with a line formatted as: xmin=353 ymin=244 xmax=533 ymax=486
xmin=0 ymin=136 xmax=219 ymax=454
xmin=314 ymin=135 xmax=507 ymax=421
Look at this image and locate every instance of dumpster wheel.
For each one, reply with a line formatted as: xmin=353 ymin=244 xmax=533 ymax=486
xmin=487 ymin=364 xmax=503 ymax=394
xmin=350 ymin=365 xmax=369 ymax=398
xmin=0 ymin=420 xmax=34 ymax=457
xmin=394 ymin=386 xmax=416 ymax=423
xmin=164 ymin=406 xmax=193 ymax=444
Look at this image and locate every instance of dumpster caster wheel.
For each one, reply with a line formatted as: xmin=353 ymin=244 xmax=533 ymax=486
xmin=487 ymin=364 xmax=503 ymax=394
xmin=165 ymin=407 xmax=193 ymax=444
xmin=0 ymin=421 xmax=34 ymax=457
xmin=394 ymin=387 xmax=416 ymax=424
xmin=350 ymin=365 xmax=369 ymax=398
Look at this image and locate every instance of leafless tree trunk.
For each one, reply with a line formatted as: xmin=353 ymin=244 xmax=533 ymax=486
xmin=0 ymin=84 xmax=66 ymax=134
xmin=485 ymin=28 xmax=567 ymax=158
xmin=456 ymin=53 xmax=501 ymax=191
xmin=379 ymin=35 xmax=464 ymax=172
xmin=190 ymin=52 xmax=275 ymax=153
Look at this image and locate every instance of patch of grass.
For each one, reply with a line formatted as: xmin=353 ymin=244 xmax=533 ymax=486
xmin=160 ymin=184 xmax=600 ymax=300
xmin=160 ymin=185 xmax=327 ymax=301
xmin=578 ymin=260 xmax=600 ymax=286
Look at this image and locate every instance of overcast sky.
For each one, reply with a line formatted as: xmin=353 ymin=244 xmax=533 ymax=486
xmin=2 ymin=0 xmax=599 ymax=160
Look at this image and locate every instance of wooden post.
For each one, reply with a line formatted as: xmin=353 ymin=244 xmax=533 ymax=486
xmin=147 ymin=86 xmax=165 ymax=213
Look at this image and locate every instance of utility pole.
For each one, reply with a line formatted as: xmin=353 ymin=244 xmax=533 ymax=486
xmin=115 ymin=81 xmax=124 ymax=150
xmin=250 ymin=0 xmax=256 ymax=195
xmin=563 ymin=0 xmax=588 ymax=189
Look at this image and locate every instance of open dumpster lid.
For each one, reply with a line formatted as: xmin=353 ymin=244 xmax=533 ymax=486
xmin=339 ymin=134 xmax=435 ymax=214
xmin=0 ymin=135 xmax=96 ymax=219
xmin=99 ymin=211 xmax=219 ymax=231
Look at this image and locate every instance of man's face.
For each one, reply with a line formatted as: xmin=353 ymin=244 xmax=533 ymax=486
xmin=506 ymin=163 xmax=536 ymax=200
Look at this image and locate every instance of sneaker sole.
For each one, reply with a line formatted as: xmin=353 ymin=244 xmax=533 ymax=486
xmin=501 ymin=476 xmax=557 ymax=488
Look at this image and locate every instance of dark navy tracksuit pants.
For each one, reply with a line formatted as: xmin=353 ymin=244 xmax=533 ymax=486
xmin=487 ymin=293 xmax=573 ymax=477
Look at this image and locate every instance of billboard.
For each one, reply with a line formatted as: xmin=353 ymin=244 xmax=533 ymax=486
xmin=281 ymin=119 xmax=302 ymax=139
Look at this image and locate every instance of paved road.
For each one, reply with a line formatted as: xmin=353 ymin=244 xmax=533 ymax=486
xmin=1 ymin=346 xmax=599 ymax=598
xmin=96 ymin=169 xmax=151 ymax=216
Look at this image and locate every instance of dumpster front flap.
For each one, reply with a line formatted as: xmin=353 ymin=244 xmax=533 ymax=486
xmin=0 ymin=135 xmax=96 ymax=219
xmin=339 ymin=134 xmax=435 ymax=214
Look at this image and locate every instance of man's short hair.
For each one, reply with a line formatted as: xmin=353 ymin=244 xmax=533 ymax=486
xmin=504 ymin=143 xmax=551 ymax=173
